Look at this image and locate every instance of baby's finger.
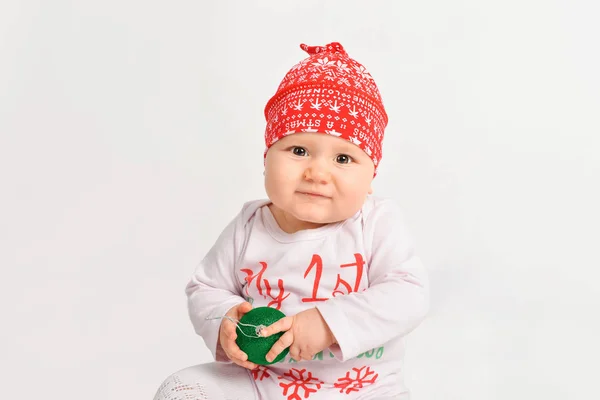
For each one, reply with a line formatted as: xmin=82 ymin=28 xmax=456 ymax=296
xmin=261 ymin=316 xmax=294 ymax=337
xmin=232 ymin=358 xmax=257 ymax=370
xmin=289 ymin=346 xmax=301 ymax=362
xmin=236 ymin=301 xmax=253 ymax=317
xmin=265 ymin=330 xmax=294 ymax=363
xmin=225 ymin=323 xmax=238 ymax=340
xmin=225 ymin=348 xmax=256 ymax=370
xmin=223 ymin=338 xmax=249 ymax=362
xmin=299 ymin=350 xmax=314 ymax=361
xmin=230 ymin=348 xmax=249 ymax=362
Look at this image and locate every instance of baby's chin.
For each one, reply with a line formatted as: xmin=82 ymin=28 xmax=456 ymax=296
xmin=291 ymin=206 xmax=342 ymax=226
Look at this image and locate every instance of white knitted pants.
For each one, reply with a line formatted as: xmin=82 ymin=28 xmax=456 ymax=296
xmin=154 ymin=363 xmax=407 ymax=400
xmin=153 ymin=363 xmax=257 ymax=400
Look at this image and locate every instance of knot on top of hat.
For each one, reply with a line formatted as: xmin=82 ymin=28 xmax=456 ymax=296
xmin=300 ymin=42 xmax=347 ymax=56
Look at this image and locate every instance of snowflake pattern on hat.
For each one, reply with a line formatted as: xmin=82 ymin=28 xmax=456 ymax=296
xmin=264 ymin=42 xmax=388 ymax=175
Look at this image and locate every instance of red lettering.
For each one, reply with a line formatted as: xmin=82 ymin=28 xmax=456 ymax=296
xmin=241 ymin=262 xmax=268 ymax=297
xmin=332 ymin=275 xmax=352 ymax=297
xmin=263 ymin=278 xmax=290 ymax=310
xmin=341 ymin=253 xmax=365 ymax=292
xmin=241 ymin=262 xmax=290 ymax=310
xmin=332 ymin=253 xmax=365 ymax=296
xmin=302 ymin=254 xmax=328 ymax=302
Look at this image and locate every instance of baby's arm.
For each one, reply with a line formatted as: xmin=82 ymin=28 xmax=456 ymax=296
xmin=185 ymin=210 xmax=248 ymax=362
xmin=317 ymin=199 xmax=429 ymax=361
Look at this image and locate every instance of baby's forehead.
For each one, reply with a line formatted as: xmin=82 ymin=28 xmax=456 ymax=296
xmin=280 ymin=132 xmax=357 ymax=149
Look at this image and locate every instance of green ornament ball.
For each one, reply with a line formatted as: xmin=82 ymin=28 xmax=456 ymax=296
xmin=235 ymin=306 xmax=289 ymax=365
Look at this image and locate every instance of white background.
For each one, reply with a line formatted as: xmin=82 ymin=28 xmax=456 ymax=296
xmin=2 ymin=0 xmax=599 ymax=398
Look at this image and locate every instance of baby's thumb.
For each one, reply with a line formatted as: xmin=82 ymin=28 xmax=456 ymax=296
xmin=238 ymin=301 xmax=252 ymax=315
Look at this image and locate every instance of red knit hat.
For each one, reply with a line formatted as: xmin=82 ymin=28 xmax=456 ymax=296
xmin=264 ymin=42 xmax=388 ymax=175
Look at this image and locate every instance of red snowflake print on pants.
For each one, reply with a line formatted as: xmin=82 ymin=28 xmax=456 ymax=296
xmin=334 ymin=366 xmax=379 ymax=394
xmin=278 ymin=368 xmax=323 ymax=400
xmin=251 ymin=365 xmax=271 ymax=381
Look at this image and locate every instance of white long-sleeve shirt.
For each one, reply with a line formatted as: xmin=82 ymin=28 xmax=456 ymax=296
xmin=186 ymin=196 xmax=429 ymax=399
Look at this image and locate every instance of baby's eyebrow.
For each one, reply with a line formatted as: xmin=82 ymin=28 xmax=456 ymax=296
xmin=333 ymin=145 xmax=360 ymax=154
xmin=286 ymin=138 xmax=360 ymax=154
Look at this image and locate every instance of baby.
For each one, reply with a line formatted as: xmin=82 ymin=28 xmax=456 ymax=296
xmin=154 ymin=42 xmax=429 ymax=400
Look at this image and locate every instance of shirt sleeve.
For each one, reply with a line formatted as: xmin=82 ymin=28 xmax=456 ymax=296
xmin=317 ymin=199 xmax=430 ymax=361
xmin=185 ymin=208 xmax=249 ymax=362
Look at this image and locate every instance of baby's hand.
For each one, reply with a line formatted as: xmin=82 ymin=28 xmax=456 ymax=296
xmin=218 ymin=302 xmax=257 ymax=370
xmin=261 ymin=307 xmax=336 ymax=363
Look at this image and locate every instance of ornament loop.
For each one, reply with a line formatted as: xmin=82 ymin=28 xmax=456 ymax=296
xmin=255 ymin=324 xmax=266 ymax=337
xmin=204 ymin=315 xmax=265 ymax=338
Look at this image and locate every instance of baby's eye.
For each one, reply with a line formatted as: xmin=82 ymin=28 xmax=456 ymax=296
xmin=291 ymin=146 xmax=307 ymax=156
xmin=336 ymin=154 xmax=353 ymax=164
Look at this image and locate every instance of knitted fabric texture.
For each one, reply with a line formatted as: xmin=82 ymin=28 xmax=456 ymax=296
xmin=264 ymin=42 xmax=388 ymax=174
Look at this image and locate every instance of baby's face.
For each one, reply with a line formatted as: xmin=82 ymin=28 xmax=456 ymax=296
xmin=264 ymin=132 xmax=374 ymax=230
